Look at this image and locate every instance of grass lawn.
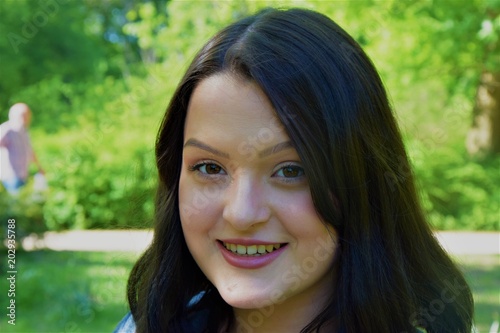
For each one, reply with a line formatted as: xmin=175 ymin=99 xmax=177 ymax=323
xmin=0 ymin=250 xmax=140 ymax=333
xmin=456 ymin=255 xmax=500 ymax=333
xmin=0 ymin=251 xmax=497 ymax=332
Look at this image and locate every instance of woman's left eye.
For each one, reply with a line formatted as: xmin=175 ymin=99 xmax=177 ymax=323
xmin=273 ymin=165 xmax=305 ymax=178
xmin=190 ymin=162 xmax=226 ymax=175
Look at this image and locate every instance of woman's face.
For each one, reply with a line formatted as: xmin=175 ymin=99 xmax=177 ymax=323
xmin=179 ymin=73 xmax=338 ymax=317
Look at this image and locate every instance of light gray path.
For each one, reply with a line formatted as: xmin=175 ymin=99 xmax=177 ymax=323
xmin=435 ymin=231 xmax=499 ymax=255
xmin=22 ymin=229 xmax=154 ymax=252
xmin=21 ymin=229 xmax=499 ymax=255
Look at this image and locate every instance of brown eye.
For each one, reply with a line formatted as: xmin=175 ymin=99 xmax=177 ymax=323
xmin=205 ymin=163 xmax=222 ymax=174
xmin=284 ymin=166 xmax=299 ymax=177
xmin=275 ymin=165 xmax=305 ymax=178
xmin=189 ymin=162 xmax=226 ymax=175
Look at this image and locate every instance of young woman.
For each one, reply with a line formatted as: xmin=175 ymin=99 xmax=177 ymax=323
xmin=117 ymin=7 xmax=474 ymax=333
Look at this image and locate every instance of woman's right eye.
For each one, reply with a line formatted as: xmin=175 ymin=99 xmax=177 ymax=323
xmin=189 ymin=162 xmax=226 ymax=175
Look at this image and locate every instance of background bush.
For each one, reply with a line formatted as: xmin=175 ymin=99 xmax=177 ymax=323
xmin=0 ymin=0 xmax=498 ymax=233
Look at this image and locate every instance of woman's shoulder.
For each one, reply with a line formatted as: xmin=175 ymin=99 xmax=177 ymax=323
xmin=113 ymin=312 xmax=136 ymax=333
xmin=112 ymin=309 xmax=209 ymax=333
xmin=112 ymin=292 xmax=207 ymax=333
xmin=112 ymin=306 xmax=429 ymax=332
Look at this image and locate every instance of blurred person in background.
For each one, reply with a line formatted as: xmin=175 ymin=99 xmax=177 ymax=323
xmin=0 ymin=103 xmax=44 ymax=195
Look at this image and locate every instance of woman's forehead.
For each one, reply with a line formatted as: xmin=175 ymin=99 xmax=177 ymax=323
xmin=186 ymin=75 xmax=284 ymax=133
xmin=183 ymin=74 xmax=295 ymax=159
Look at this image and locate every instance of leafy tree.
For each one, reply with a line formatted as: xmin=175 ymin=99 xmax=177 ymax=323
xmin=313 ymin=0 xmax=499 ymax=157
xmin=0 ymin=0 xmax=106 ymax=113
xmin=1 ymin=0 xmax=497 ymax=232
xmin=398 ymin=0 xmax=499 ymax=157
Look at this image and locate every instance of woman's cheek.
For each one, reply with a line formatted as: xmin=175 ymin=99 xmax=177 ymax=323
xmin=273 ymin=189 xmax=314 ymax=217
xmin=179 ymin=178 xmax=222 ymax=230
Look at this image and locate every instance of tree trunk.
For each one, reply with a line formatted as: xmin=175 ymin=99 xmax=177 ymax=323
xmin=466 ymin=71 xmax=500 ymax=157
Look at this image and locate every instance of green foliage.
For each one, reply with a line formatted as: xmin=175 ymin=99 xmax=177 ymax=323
xmin=0 ymin=185 xmax=47 ymax=239
xmin=41 ymin=145 xmax=156 ymax=230
xmin=1 ymin=0 xmax=498 ymax=232
xmin=2 ymin=71 xmax=161 ymax=231
xmin=33 ymin=75 xmax=160 ymax=230
xmin=0 ymin=0 xmax=108 ymax=113
xmin=411 ymin=142 xmax=500 ymax=230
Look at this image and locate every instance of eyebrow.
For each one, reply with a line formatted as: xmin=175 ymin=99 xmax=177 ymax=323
xmin=183 ymin=138 xmax=229 ymax=158
xmin=183 ymin=138 xmax=294 ymax=159
xmin=258 ymin=141 xmax=294 ymax=158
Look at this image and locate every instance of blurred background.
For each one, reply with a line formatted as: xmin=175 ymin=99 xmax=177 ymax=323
xmin=0 ymin=0 xmax=498 ymax=332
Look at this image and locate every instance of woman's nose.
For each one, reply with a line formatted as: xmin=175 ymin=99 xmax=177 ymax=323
xmin=222 ymin=175 xmax=271 ymax=230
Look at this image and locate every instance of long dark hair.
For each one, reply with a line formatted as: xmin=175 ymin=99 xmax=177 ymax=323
xmin=128 ymin=7 xmax=473 ymax=333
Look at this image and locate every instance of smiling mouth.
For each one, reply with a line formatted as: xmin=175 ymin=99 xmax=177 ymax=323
xmin=219 ymin=241 xmax=287 ymax=256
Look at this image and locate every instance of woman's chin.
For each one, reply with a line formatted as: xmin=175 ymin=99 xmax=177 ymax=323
xmin=219 ymin=291 xmax=279 ymax=310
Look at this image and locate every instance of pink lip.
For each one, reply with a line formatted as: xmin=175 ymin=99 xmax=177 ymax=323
xmin=217 ymin=240 xmax=287 ymax=269
xmin=220 ymin=238 xmax=283 ymax=246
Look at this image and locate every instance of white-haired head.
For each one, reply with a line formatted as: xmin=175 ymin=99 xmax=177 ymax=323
xmin=8 ymin=103 xmax=31 ymax=129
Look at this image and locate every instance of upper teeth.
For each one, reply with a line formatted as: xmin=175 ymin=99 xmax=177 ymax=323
xmin=222 ymin=242 xmax=282 ymax=255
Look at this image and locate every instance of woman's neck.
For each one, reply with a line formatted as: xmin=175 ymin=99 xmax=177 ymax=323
xmin=226 ymin=283 xmax=336 ymax=333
